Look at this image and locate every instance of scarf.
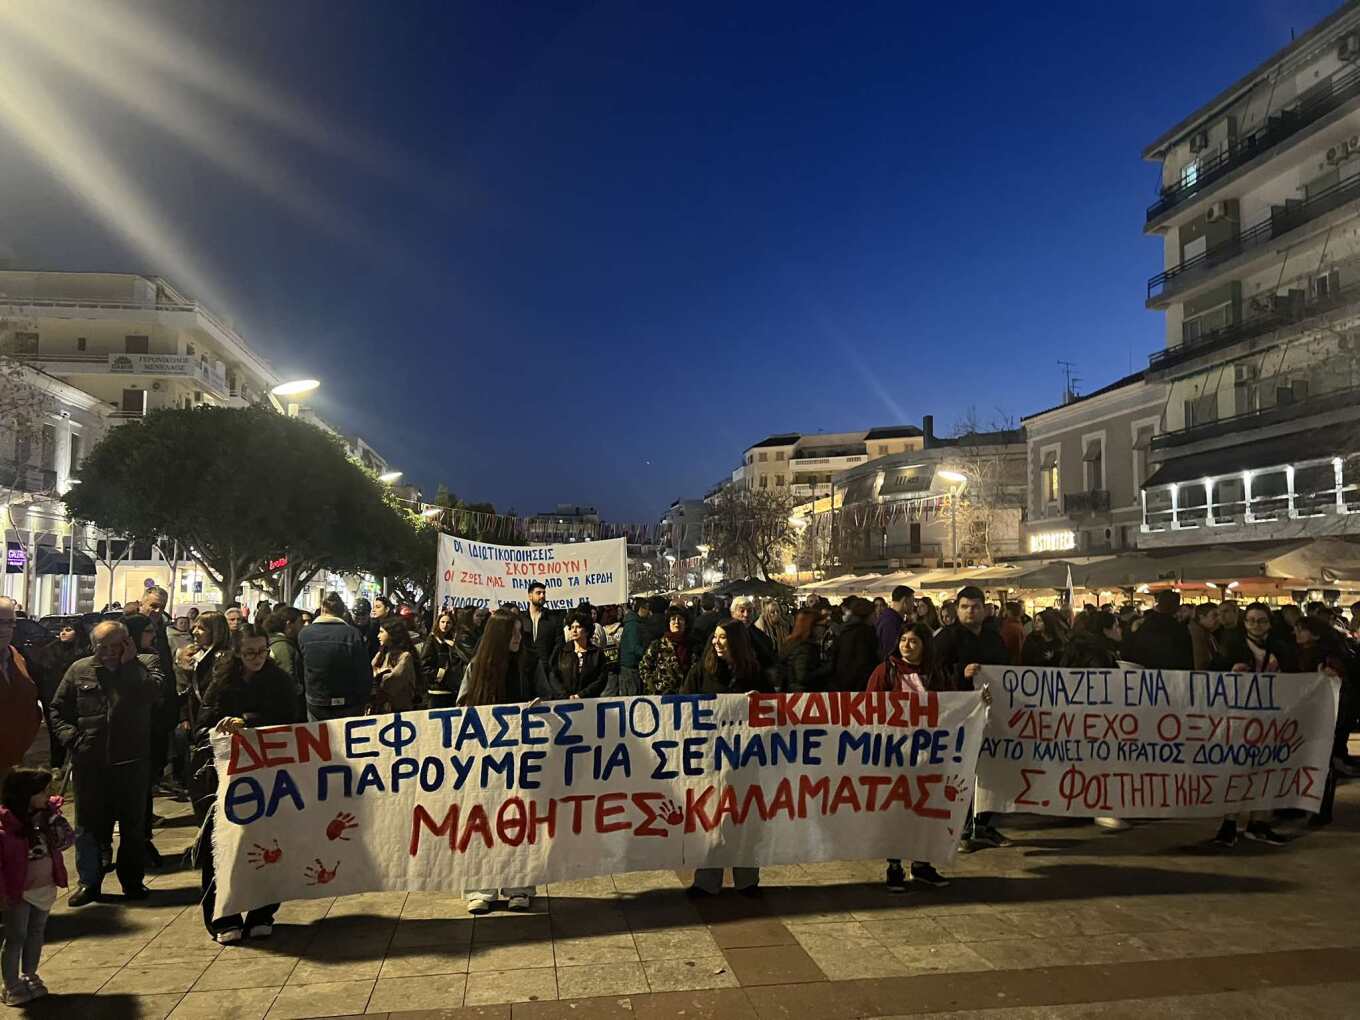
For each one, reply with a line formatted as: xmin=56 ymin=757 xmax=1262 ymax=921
xmin=665 ymin=630 xmax=691 ymax=672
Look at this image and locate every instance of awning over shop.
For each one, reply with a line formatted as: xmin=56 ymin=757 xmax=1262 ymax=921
xmin=34 ymin=545 xmax=96 ymax=576
xmin=1143 ymin=426 xmax=1360 ymax=488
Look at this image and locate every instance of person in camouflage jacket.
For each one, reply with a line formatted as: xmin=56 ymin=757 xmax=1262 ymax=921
xmin=639 ymin=608 xmax=692 ymax=695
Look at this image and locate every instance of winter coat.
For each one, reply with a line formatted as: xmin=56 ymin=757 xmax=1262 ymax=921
xmin=1220 ymin=630 xmax=1297 ymax=673
xmin=780 ymin=639 xmax=830 ymax=693
xmin=1189 ymin=621 xmax=1229 ymax=671
xmin=1122 ymin=612 xmax=1194 ymax=671
xmin=195 ymin=658 xmax=301 ymax=739
xmin=832 ymin=619 xmax=882 ymax=692
xmin=639 ymin=636 xmax=690 ymax=696
xmin=1060 ymin=632 xmax=1120 ymax=670
xmin=875 ymin=606 xmax=905 ymax=662
xmin=618 ymin=613 xmax=649 ymax=669
xmin=0 ymin=797 xmax=72 ymax=905
xmin=1020 ymin=633 xmax=1063 ymax=668
xmin=298 ymin=616 xmax=374 ymax=710
xmin=0 ymin=647 xmax=41 ymax=770
xmin=371 ymin=649 xmax=419 ymax=712
xmin=268 ymin=633 xmax=301 ymax=689
xmin=50 ymin=655 xmax=160 ymax=766
xmin=457 ymin=651 xmax=552 ymax=706
xmin=681 ymin=656 xmax=770 ymax=696
xmin=554 ymin=644 xmax=610 ymax=698
xmin=689 ymin=610 xmax=722 ymax=658
xmin=421 ymin=635 xmax=471 ymax=696
xmin=934 ymin=620 xmax=1011 ymax=691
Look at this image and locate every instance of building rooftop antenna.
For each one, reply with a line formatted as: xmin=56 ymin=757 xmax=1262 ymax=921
xmin=1057 ymin=360 xmax=1080 ymax=404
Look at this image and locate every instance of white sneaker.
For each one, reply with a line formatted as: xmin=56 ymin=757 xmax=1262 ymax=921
xmin=1094 ymin=817 xmax=1131 ymax=831
xmin=506 ymin=894 xmax=532 ymax=912
xmin=466 ymin=898 xmax=493 ymax=915
xmin=214 ymin=929 xmax=244 ymax=945
xmin=247 ymin=924 xmax=273 ymax=939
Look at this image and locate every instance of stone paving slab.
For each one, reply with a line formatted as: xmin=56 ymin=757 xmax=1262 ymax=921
xmin=18 ymin=761 xmax=1360 ymax=1018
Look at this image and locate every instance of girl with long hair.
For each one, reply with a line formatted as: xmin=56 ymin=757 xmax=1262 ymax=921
xmin=0 ymin=768 xmax=74 ymax=1005
xmin=756 ymin=600 xmax=790 ymax=651
xmin=371 ymin=618 xmax=418 ymax=712
xmin=780 ymin=608 xmax=830 ymax=693
xmin=1020 ymin=609 xmax=1067 ymax=667
xmin=684 ymin=620 xmax=771 ymax=896
xmin=457 ymin=610 xmax=541 ymax=914
xmin=421 ymin=610 xmax=470 ymax=708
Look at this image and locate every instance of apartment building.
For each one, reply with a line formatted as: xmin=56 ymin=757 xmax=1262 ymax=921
xmin=659 ymin=498 xmax=707 ymax=559
xmin=1023 ymin=372 xmax=1167 ymax=555
xmin=526 ymin=504 xmax=601 ymax=543
xmin=1140 ymin=5 xmax=1360 ymax=546
xmin=1 ymin=361 xmax=107 ymax=614
xmin=732 ymin=426 xmax=924 ymax=499
xmin=0 ymin=271 xmax=279 ymax=420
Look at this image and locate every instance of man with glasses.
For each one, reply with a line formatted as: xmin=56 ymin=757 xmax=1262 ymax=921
xmin=0 ymin=596 xmax=42 ymax=784
xmin=50 ymin=620 xmax=161 ymax=906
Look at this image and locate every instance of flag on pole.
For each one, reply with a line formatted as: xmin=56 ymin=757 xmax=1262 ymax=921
xmin=1064 ymin=565 xmax=1074 ymax=609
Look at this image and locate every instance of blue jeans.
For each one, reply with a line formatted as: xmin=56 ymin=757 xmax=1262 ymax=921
xmin=1 ymin=900 xmax=49 ymax=987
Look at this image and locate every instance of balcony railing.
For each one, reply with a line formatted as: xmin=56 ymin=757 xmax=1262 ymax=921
xmin=1063 ymin=490 xmax=1111 ymax=515
xmin=1148 ymin=272 xmax=1360 ymax=372
xmin=1150 ymin=381 xmax=1360 ymax=451
xmin=1148 ymin=63 xmax=1360 ymax=223
xmin=1148 ymin=170 xmax=1360 ymax=301
xmin=0 ymin=461 xmax=57 ymax=493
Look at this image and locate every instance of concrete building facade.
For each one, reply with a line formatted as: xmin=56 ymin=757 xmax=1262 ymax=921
xmin=731 ymin=426 xmax=925 ymax=499
xmin=1023 ymin=372 xmax=1168 ymax=556
xmin=1140 ymin=5 xmax=1360 ymax=548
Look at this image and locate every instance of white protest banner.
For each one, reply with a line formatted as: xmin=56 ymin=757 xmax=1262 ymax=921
xmin=211 ymin=691 xmax=986 ymax=915
xmin=435 ymin=534 xmax=626 ymax=611
xmin=975 ymin=666 xmax=1340 ymax=817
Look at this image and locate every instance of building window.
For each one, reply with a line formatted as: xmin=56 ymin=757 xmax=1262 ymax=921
xmin=775 ymin=451 xmax=785 ymax=460
xmin=775 ymin=476 xmax=784 ymax=486
xmin=1 ymin=332 xmax=38 ymax=356
xmin=76 ymin=337 xmax=87 ymax=351
xmin=878 ymin=445 xmax=889 ymax=456
xmin=746 ymin=455 xmax=753 ymax=465
xmin=758 ymin=452 xmax=768 ymax=462
xmin=1041 ymin=448 xmax=1059 ymax=504
xmin=185 ymin=343 xmax=195 ymax=356
xmin=40 ymin=424 xmax=56 ymax=471
xmin=759 ymin=476 xmax=768 ymax=489
xmin=1179 ymin=161 xmax=1198 ymax=190
xmin=1185 ymin=391 xmax=1218 ymax=427
xmin=1083 ymin=437 xmax=1104 ymax=490
xmin=1234 ymin=362 xmax=1259 ymax=415
xmin=125 ymin=335 xmax=149 ymax=354
xmin=1132 ymin=425 xmax=1154 ymax=487
xmin=121 ymin=389 xmax=146 ymax=416
xmin=69 ymin=433 xmax=82 ymax=475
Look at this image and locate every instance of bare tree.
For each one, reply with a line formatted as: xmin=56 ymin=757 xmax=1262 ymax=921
xmin=947 ymin=407 xmax=1024 ymax=566
xmin=705 ymin=486 xmax=800 ymax=581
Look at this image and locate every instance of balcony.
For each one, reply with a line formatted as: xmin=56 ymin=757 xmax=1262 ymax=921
xmin=1148 ymin=170 xmax=1360 ymax=302
xmin=1063 ymin=490 xmax=1111 ymax=516
xmin=1148 ymin=63 xmax=1360 ymax=224
xmin=0 ymin=461 xmax=57 ymax=493
xmin=1151 ymin=381 xmax=1360 ymax=452
xmin=12 ymin=351 xmax=229 ymax=397
xmin=1148 ymin=273 xmax=1360 ymax=374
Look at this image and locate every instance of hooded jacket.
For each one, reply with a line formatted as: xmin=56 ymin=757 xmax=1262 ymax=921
xmin=0 ymin=797 xmax=72 ymax=904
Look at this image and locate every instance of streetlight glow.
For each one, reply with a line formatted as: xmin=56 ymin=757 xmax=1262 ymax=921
xmin=378 ymin=470 xmax=403 ymax=483
xmin=938 ymin=469 xmax=967 ymax=484
xmin=421 ymin=506 xmax=443 ymax=518
xmin=271 ymin=378 xmax=320 ymax=397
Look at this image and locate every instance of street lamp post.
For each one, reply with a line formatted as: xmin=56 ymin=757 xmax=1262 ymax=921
xmin=270 ymin=379 xmax=320 ymax=418
xmin=938 ymin=470 xmax=967 ymax=568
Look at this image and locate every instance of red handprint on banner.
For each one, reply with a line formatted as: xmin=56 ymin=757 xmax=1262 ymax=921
xmin=325 ymin=812 xmax=358 ymax=841
xmin=304 ymin=859 xmax=339 ymax=886
xmin=944 ymin=774 xmax=970 ymax=803
xmin=247 ymin=839 xmax=283 ymax=870
xmin=657 ymin=799 xmax=684 ymax=826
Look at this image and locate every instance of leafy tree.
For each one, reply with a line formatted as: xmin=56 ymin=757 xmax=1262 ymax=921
xmin=65 ymin=405 xmax=410 ymax=606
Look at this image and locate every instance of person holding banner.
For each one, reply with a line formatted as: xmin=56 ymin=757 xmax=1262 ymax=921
xmin=458 ymin=611 xmax=541 ymax=913
xmin=683 ymin=620 xmax=771 ymax=896
xmin=866 ymin=623 xmax=967 ymax=890
xmin=196 ymin=625 xmax=301 ymax=942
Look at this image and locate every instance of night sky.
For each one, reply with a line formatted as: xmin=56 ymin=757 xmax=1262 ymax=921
xmin=0 ymin=0 xmax=1341 ymax=523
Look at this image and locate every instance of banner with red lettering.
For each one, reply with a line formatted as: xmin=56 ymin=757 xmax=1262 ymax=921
xmin=974 ymin=667 xmax=1340 ymax=817
xmin=210 ymin=691 xmax=986 ymax=915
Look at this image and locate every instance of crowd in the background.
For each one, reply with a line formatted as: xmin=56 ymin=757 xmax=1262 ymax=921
xmin=0 ymin=579 xmax=1357 ymax=996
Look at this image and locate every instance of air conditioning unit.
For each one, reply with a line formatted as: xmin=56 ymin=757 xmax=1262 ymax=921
xmin=1340 ymin=32 xmax=1360 ymax=61
xmin=1206 ymin=201 xmax=1228 ymax=222
xmin=1189 ymin=130 xmax=1209 ymax=153
xmin=1350 ymin=134 xmax=1360 ymax=151
xmin=1328 ymin=145 xmax=1344 ymax=164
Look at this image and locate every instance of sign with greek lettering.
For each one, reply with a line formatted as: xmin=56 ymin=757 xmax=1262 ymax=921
xmin=210 ymin=692 xmax=987 ymax=915
xmin=435 ymin=534 xmax=626 ymax=611
xmin=974 ymin=667 xmax=1340 ymax=817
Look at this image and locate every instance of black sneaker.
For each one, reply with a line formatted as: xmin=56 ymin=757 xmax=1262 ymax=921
xmin=1212 ymin=820 xmax=1237 ymax=847
xmin=971 ymin=824 xmax=1011 ymax=849
xmin=67 ymin=884 xmax=99 ymax=907
xmin=122 ymin=884 xmax=151 ymax=901
xmin=910 ymin=863 xmax=949 ymax=888
xmin=885 ymin=862 xmax=908 ymax=892
xmin=736 ymin=885 xmax=762 ymax=898
xmin=1243 ymin=824 xmax=1286 ymax=847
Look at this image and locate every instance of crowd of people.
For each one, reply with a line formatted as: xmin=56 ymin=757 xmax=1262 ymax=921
xmin=0 ymin=580 xmax=1356 ymax=1005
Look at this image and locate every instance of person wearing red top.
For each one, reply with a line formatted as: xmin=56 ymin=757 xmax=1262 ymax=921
xmin=998 ymin=602 xmax=1025 ymax=666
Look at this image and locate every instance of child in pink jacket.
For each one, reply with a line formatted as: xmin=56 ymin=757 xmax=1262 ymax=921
xmin=0 ymin=768 xmax=74 ymax=1007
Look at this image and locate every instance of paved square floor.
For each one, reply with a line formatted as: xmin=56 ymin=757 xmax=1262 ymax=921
xmin=16 ymin=768 xmax=1360 ymax=1019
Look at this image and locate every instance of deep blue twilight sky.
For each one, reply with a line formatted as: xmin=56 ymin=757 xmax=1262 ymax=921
xmin=0 ymin=0 xmax=1342 ymax=522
